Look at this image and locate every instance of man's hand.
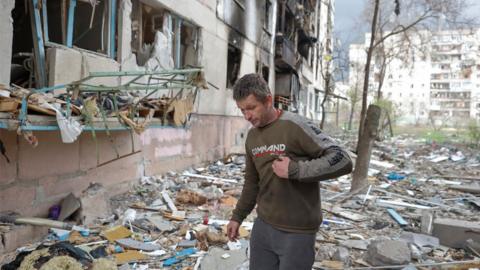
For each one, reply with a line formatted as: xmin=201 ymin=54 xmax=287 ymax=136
xmin=227 ymin=220 xmax=240 ymax=241
xmin=272 ymin=156 xmax=290 ymax=179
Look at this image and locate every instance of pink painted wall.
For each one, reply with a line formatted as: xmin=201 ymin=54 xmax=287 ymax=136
xmin=0 ymin=114 xmax=249 ymax=218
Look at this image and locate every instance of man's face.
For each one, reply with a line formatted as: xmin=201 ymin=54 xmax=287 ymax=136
xmin=236 ymin=94 xmax=272 ymax=128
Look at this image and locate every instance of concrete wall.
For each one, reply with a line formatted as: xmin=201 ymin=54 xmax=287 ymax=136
xmin=0 ymin=114 xmax=248 ymax=219
xmin=47 ymin=47 xmax=121 ymax=91
xmin=0 ymin=0 xmax=15 ymax=86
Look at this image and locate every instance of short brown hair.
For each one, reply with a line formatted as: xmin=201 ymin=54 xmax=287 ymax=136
xmin=232 ymin=73 xmax=270 ymax=102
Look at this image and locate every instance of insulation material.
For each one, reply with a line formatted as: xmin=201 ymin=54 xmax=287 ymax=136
xmin=166 ymin=93 xmax=195 ymax=126
xmin=38 ymin=256 xmax=83 ymax=270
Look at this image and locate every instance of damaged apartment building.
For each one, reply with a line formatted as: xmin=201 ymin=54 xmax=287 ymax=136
xmin=0 ymin=0 xmax=334 ymax=252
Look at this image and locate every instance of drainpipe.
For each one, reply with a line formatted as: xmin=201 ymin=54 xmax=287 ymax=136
xmin=268 ymin=1 xmax=278 ymax=96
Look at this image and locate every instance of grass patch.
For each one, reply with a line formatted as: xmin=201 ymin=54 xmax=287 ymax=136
xmin=393 ymin=125 xmax=471 ymax=144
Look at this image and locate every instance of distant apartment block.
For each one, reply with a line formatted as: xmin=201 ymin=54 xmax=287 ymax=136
xmin=349 ymin=29 xmax=480 ymax=126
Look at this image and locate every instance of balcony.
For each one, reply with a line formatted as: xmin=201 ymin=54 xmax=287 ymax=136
xmin=275 ymin=35 xmax=296 ymax=70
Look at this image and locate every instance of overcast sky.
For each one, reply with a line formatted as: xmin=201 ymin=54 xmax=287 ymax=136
xmin=334 ymin=0 xmax=366 ymax=47
xmin=333 ymin=0 xmax=480 ymax=49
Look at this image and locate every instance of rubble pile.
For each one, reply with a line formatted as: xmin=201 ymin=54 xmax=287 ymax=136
xmin=1 ymin=136 xmax=480 ymax=269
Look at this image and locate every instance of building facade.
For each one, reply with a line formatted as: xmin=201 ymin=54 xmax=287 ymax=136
xmin=0 ymin=0 xmax=333 ymax=252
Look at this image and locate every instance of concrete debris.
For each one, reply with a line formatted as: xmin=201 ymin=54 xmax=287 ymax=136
xmin=147 ymin=216 xmax=175 ymax=232
xmin=3 ymin=136 xmax=480 ymax=269
xmin=400 ymin=232 xmax=440 ymax=248
xmin=366 ymin=240 xmax=412 ymax=266
xmin=432 ymin=218 xmax=480 ymax=248
xmin=332 ymin=246 xmax=350 ymax=265
xmin=340 ymin=239 xmax=369 ymax=250
xmin=115 ymin=238 xmax=161 ymax=251
xmin=200 ymin=246 xmax=248 ymax=270
xmin=420 ymin=210 xmax=434 ymax=234
xmin=315 ymin=245 xmax=337 ymax=261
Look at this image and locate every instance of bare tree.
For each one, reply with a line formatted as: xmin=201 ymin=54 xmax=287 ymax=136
xmin=351 ymin=0 xmax=473 ymax=192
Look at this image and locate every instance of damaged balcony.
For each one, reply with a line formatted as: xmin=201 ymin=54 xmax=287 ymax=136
xmin=275 ymin=35 xmax=296 ymax=70
xmin=4 ymin=0 xmax=208 ymax=138
xmin=0 ymin=68 xmax=207 ymax=136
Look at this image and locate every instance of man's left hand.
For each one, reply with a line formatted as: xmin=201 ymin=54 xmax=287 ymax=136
xmin=272 ymin=156 xmax=290 ymax=179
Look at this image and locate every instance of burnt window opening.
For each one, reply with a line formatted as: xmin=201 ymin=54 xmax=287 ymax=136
xmin=277 ymin=3 xmax=295 ymax=42
xmin=298 ymin=29 xmax=317 ymax=60
xmin=255 ymin=61 xmax=270 ymax=83
xmin=227 ymin=45 xmax=242 ymax=88
xmin=131 ymin=2 xmax=199 ymax=69
xmin=262 ymin=66 xmax=270 ymax=83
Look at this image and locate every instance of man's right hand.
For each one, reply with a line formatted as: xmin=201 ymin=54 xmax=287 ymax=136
xmin=226 ymin=220 xmax=240 ymax=241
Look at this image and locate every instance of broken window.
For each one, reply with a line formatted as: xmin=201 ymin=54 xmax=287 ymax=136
xmin=43 ymin=0 xmax=113 ymax=55
xmin=256 ymin=61 xmax=270 ymax=83
xmin=11 ymin=0 xmax=116 ymax=88
xmin=131 ymin=2 xmax=200 ymax=69
xmin=72 ymin=1 xmax=109 ymax=53
xmin=226 ymin=45 xmax=242 ymax=88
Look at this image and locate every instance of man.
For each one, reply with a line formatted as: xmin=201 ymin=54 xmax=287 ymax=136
xmin=226 ymin=73 xmax=353 ymax=270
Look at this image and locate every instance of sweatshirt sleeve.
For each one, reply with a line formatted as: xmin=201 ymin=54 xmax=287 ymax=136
xmin=231 ymin=149 xmax=259 ymax=223
xmin=287 ymin=121 xmax=353 ymax=182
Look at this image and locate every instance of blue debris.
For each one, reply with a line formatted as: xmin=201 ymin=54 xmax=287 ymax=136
xmin=162 ymin=248 xmax=197 ymax=266
xmin=387 ymin=208 xmax=408 ymax=226
xmin=387 ymin=172 xmax=406 ymax=181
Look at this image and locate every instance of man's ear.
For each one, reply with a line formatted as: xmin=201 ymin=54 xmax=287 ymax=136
xmin=265 ymin=94 xmax=273 ymax=107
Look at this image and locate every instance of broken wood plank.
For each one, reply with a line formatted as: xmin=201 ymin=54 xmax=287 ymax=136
xmin=433 ymin=175 xmax=480 ymax=181
xmin=448 ymin=184 xmax=480 ymax=194
xmin=323 ymin=202 xmax=367 ymax=221
xmin=182 ymin=172 xmax=238 ymax=184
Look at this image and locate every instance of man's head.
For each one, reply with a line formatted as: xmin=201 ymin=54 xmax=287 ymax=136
xmin=233 ymin=73 xmax=270 ymax=102
xmin=233 ymin=73 xmax=276 ymax=128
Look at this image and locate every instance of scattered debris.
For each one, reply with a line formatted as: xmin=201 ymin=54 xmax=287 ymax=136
xmin=2 ymin=136 xmax=480 ymax=268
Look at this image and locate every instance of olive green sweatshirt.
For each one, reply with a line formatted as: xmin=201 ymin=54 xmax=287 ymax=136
xmin=231 ymin=111 xmax=353 ymax=233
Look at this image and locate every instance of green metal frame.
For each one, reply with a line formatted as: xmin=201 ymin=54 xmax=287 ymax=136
xmin=2 ymin=68 xmax=203 ymax=132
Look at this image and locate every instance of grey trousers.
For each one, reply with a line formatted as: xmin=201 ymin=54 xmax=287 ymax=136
xmin=249 ymin=218 xmax=316 ymax=270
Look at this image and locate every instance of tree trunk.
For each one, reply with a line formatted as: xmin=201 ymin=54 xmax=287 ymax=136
xmin=350 ymin=104 xmax=381 ymax=192
xmin=357 ymin=0 xmax=380 ymax=152
xmin=320 ymin=73 xmax=330 ymax=129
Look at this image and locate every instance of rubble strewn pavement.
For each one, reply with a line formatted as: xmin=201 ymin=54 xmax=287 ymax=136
xmin=1 ymin=135 xmax=480 ymax=269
